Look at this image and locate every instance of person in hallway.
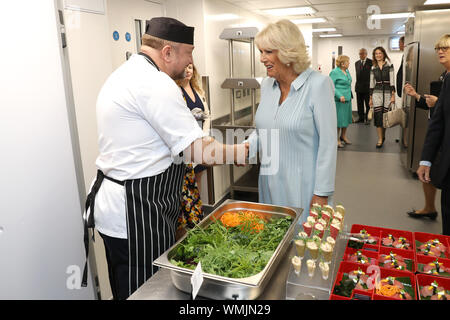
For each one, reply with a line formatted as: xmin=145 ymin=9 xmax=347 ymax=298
xmin=82 ymin=17 xmax=248 ymax=300
xmin=247 ymin=19 xmax=337 ymax=224
xmin=355 ymin=48 xmax=372 ymax=124
xmin=416 ymin=34 xmax=450 ymax=236
xmin=369 ymin=46 xmax=396 ymax=148
xmin=175 ymin=63 xmax=210 ymax=236
xmin=404 ymin=68 xmax=446 ymax=219
xmin=330 ymin=55 xmax=353 ymax=148
xmin=396 ymin=36 xmax=405 ymax=98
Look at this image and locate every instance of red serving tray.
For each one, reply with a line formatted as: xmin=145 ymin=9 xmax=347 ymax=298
xmin=378 ymin=246 xmax=415 ymax=273
xmin=330 ymin=261 xmax=417 ymax=300
xmin=416 ymin=274 xmax=450 ymax=300
xmin=343 ymin=247 xmax=379 ymax=265
xmin=414 ymin=232 xmax=450 ymax=259
xmin=415 ymin=255 xmax=450 ymax=278
xmin=348 ymin=224 xmax=382 ymax=251
xmin=379 ymin=228 xmax=414 ymax=252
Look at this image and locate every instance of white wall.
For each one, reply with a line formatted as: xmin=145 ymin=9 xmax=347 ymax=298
xmin=314 ymin=35 xmax=404 ymax=111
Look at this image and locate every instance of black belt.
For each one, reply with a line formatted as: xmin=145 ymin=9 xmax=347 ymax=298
xmin=81 ymin=170 xmax=124 ymax=287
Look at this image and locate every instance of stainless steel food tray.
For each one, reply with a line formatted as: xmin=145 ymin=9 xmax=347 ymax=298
xmin=153 ymin=200 xmax=303 ymax=300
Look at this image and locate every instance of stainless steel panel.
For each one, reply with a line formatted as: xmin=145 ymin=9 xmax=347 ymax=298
xmin=219 ymin=27 xmax=259 ymax=41
xmin=153 ymin=200 xmax=303 ymax=300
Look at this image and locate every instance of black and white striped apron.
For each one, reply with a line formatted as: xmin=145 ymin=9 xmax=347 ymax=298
xmin=82 ymin=162 xmax=186 ymax=296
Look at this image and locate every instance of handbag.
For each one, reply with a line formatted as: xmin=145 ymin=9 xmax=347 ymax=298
xmin=383 ymin=102 xmax=407 ymax=128
xmin=367 ymin=107 xmax=373 ymax=121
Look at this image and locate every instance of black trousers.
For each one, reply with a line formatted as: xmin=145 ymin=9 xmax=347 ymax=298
xmin=441 ymin=173 xmax=450 ymax=236
xmin=99 ymin=232 xmax=130 ymax=300
xmin=356 ymin=92 xmax=370 ymax=121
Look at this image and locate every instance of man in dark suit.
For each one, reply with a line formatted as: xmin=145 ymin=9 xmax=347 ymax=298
xmin=355 ymin=48 xmax=372 ymax=123
xmin=417 ymin=71 xmax=449 ymax=235
xmin=396 ymin=36 xmax=405 ymax=98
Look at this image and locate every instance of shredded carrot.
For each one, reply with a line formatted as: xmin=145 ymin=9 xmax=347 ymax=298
xmin=220 ymin=211 xmax=266 ymax=232
xmin=376 ymin=284 xmax=400 ymax=297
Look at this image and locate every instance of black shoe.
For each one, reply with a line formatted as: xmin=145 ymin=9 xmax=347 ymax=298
xmin=406 ymin=210 xmax=438 ymax=220
xmin=376 ymin=141 xmax=383 ymax=148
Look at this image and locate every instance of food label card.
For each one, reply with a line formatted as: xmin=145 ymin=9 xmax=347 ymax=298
xmin=191 ymin=261 xmax=204 ymax=299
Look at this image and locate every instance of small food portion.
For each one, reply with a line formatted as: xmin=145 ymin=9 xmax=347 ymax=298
xmin=378 ymin=252 xmax=410 ymax=271
xmin=330 ymin=223 xmax=340 ymax=240
xmin=376 ymin=276 xmax=413 ymax=300
xmin=422 ymin=259 xmax=450 ymax=275
xmin=220 ymin=210 xmax=266 ymax=233
xmin=326 ymin=236 xmax=336 ymax=250
xmin=319 ymin=261 xmax=329 ymax=280
xmin=306 ymin=216 xmax=316 ymax=225
xmin=298 ymin=231 xmax=308 ymax=239
xmin=307 ymin=240 xmax=319 ymax=260
xmin=417 ymin=239 xmax=448 ymax=257
xmin=348 ymin=268 xmax=370 ymax=291
xmin=335 ymin=204 xmax=345 ymax=217
xmin=303 ymin=221 xmax=313 ymax=237
xmin=347 ymin=250 xmax=372 ymax=265
xmin=320 ymin=242 xmax=333 ymax=263
xmin=420 ymin=280 xmax=450 ymax=300
xmin=382 ymin=234 xmax=411 ymax=250
xmin=314 ymin=222 xmax=324 ymax=239
xmin=359 ymin=229 xmax=378 ymax=245
xmin=294 ymin=239 xmax=306 ymax=258
xmin=292 ymin=256 xmax=302 ymax=275
xmin=307 ymin=259 xmax=316 ymax=277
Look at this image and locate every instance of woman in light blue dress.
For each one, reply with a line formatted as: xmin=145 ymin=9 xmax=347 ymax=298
xmin=247 ymin=20 xmax=337 ymax=224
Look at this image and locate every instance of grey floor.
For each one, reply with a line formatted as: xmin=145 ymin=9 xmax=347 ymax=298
xmin=234 ymin=121 xmax=443 ymax=234
xmin=335 ymin=122 xmax=442 ymax=234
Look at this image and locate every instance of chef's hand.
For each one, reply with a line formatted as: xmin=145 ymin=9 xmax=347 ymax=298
xmin=424 ymin=94 xmax=438 ymax=108
xmin=310 ymin=195 xmax=328 ymax=210
xmin=340 ymin=96 xmax=346 ymax=103
xmin=417 ymin=165 xmax=431 ymax=184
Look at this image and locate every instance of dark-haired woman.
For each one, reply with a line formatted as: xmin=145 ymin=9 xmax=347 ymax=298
xmin=369 ymin=47 xmax=396 ymax=148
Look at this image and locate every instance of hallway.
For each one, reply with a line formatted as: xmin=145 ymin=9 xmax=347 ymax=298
xmin=335 ymin=122 xmax=442 ymax=234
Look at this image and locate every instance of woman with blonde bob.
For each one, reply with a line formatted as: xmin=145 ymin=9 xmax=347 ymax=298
xmin=330 ymin=55 xmax=353 ymax=148
xmin=246 ymin=20 xmax=337 ymax=223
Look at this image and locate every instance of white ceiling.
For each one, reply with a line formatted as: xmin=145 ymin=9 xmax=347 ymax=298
xmin=224 ymin=0 xmax=428 ymax=36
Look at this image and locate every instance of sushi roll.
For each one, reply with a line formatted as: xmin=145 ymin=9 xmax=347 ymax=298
xmin=291 ymin=256 xmax=302 ymax=275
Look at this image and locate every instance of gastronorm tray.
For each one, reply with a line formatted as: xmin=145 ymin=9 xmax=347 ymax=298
xmin=153 ymin=199 xmax=303 ymax=300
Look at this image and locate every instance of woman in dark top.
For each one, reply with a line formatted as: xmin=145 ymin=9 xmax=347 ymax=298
xmin=404 ymin=71 xmax=447 ymax=220
xmin=369 ymin=47 xmax=396 ymax=148
xmin=175 ymin=64 xmax=210 ymax=235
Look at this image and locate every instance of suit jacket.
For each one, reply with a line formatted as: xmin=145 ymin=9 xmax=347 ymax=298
xmin=396 ymin=56 xmax=404 ymax=97
xmin=355 ymin=58 xmax=372 ymax=93
xmin=421 ymin=72 xmax=450 ymax=189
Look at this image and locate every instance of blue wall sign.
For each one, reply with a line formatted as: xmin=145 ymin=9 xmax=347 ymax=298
xmin=125 ymin=32 xmax=131 ymax=42
xmin=113 ymin=31 xmax=119 ymax=41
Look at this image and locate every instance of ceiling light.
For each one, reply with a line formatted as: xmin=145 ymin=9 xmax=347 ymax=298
xmin=319 ymin=34 xmax=343 ymax=38
xmin=292 ymin=18 xmax=327 ymax=24
xmin=312 ymin=28 xmax=337 ymax=32
xmin=369 ymin=12 xmax=415 ymax=20
xmin=397 ymin=31 xmax=405 ymax=34
xmin=262 ymin=6 xmax=316 ymax=16
xmin=207 ymin=14 xmax=240 ymax=21
xmin=424 ymin=0 xmax=450 ymax=4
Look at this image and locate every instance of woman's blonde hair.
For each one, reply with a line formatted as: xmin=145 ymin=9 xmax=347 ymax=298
xmin=255 ymin=19 xmax=311 ymax=74
xmin=435 ymin=34 xmax=450 ymax=50
xmin=175 ymin=64 xmax=204 ymax=97
xmin=336 ymin=55 xmax=350 ymax=68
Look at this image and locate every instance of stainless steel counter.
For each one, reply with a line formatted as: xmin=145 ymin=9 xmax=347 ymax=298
xmin=128 ymin=239 xmax=346 ymax=300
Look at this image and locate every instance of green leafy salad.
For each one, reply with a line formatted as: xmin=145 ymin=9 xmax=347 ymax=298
xmin=169 ymin=215 xmax=292 ymax=278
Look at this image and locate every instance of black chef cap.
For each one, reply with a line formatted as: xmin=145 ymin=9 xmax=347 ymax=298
xmin=145 ymin=17 xmax=194 ymax=45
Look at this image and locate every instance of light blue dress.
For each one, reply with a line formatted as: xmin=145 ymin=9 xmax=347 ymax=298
xmin=247 ymin=68 xmax=337 ymax=224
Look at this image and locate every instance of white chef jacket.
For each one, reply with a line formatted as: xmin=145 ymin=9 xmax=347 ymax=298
xmin=90 ymin=54 xmax=205 ymax=239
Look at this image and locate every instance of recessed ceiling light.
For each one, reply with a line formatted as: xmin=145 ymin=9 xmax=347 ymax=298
xmin=369 ymin=12 xmax=415 ymax=20
xmin=291 ymin=18 xmax=327 ymax=24
xmin=319 ymin=34 xmax=343 ymax=38
xmin=424 ymin=0 xmax=450 ymax=4
xmin=262 ymin=6 xmax=316 ymax=16
xmin=312 ymin=28 xmax=337 ymax=32
xmin=397 ymin=31 xmax=405 ymax=34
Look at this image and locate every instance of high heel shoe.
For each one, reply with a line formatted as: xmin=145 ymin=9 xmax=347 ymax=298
xmin=340 ymin=137 xmax=352 ymax=145
xmin=376 ymin=141 xmax=384 ymax=148
xmin=407 ymin=210 xmax=438 ymax=220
